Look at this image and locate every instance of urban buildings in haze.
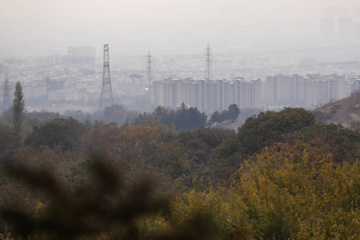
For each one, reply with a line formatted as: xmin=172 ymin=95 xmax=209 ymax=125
xmin=152 ymin=74 xmax=360 ymax=112
xmin=152 ymin=78 xmax=261 ymax=113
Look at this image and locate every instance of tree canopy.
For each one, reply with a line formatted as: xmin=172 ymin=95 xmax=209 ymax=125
xmin=133 ymin=103 xmax=207 ymax=130
xmin=25 ymin=118 xmax=88 ymax=151
xmin=2 ymin=106 xmax=360 ymax=239
xmin=210 ymin=104 xmax=240 ymax=123
xmin=12 ymin=81 xmax=25 ymax=145
xmin=237 ymin=107 xmax=315 ymax=156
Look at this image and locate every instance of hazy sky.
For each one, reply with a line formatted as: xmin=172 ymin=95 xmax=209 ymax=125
xmin=0 ymin=0 xmax=359 ymax=57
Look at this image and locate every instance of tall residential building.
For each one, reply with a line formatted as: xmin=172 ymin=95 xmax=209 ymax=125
xmin=264 ymin=74 xmax=356 ymax=109
xmin=264 ymin=74 xmax=305 ymax=108
xmin=339 ymin=17 xmax=353 ymax=39
xmin=321 ymin=17 xmax=334 ymax=39
xmin=152 ymin=74 xmax=360 ymax=112
xmin=152 ymin=78 xmax=261 ymax=113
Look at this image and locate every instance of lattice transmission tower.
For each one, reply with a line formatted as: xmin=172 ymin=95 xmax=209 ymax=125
xmin=205 ymin=43 xmax=213 ymax=80
xmin=2 ymin=74 xmax=11 ymax=110
xmin=100 ymin=44 xmax=114 ymax=109
xmin=146 ymin=51 xmax=153 ymax=88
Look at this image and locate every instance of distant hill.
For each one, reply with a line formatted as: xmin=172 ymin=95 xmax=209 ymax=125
xmin=313 ymin=92 xmax=360 ymax=128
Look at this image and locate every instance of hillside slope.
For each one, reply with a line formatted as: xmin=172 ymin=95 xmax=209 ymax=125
xmin=313 ymin=92 xmax=360 ymax=128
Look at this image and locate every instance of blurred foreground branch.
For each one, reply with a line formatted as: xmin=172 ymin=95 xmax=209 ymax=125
xmin=0 ymin=156 xmax=215 ymax=240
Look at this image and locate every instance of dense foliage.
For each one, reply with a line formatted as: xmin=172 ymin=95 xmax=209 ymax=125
xmin=25 ymin=118 xmax=88 ymax=151
xmin=133 ymin=103 xmax=207 ymax=130
xmin=237 ymin=107 xmax=316 ymax=156
xmin=210 ymin=103 xmax=240 ymax=123
xmin=1 ymin=105 xmax=360 ymax=239
xmin=12 ymin=82 xmax=25 ymax=146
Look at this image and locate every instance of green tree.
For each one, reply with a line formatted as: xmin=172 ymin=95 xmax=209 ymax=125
xmin=287 ymin=123 xmax=360 ymax=163
xmin=25 ymin=118 xmax=87 ymax=151
xmin=227 ymin=104 xmax=240 ymax=121
xmin=0 ymin=124 xmax=17 ymax=154
xmin=210 ymin=104 xmax=240 ymax=124
xmin=153 ymin=106 xmax=167 ymax=119
xmin=0 ymin=124 xmax=17 ymax=167
xmin=175 ymin=127 xmax=235 ymax=188
xmin=210 ymin=111 xmax=221 ymax=123
xmin=132 ymin=104 xmax=207 ymax=130
xmin=12 ymin=81 xmax=25 ymax=145
xmin=170 ymin=103 xmax=207 ymax=130
xmin=237 ymin=108 xmax=315 ymax=156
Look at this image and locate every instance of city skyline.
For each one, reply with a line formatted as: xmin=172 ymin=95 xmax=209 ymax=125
xmin=1 ymin=1 xmax=360 ymax=114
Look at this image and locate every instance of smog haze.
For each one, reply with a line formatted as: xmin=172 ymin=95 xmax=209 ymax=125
xmin=1 ymin=0 xmax=359 ymax=57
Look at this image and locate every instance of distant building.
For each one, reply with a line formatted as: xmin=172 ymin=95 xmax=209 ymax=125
xmin=22 ymin=79 xmax=47 ymax=100
xmin=353 ymin=23 xmax=360 ymax=40
xmin=152 ymin=78 xmax=261 ymax=113
xmin=339 ymin=17 xmax=353 ymax=39
xmin=264 ymin=74 xmax=305 ymax=108
xmin=153 ymin=75 xmax=360 ymax=112
xmin=264 ymin=74 xmax=358 ymax=109
xmin=321 ymin=17 xmax=334 ymax=39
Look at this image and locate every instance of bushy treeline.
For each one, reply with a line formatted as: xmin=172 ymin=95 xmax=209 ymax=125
xmin=209 ymin=103 xmax=240 ymax=124
xmin=131 ymin=103 xmax=207 ymax=130
xmin=132 ymin=103 xmax=241 ymax=129
xmin=1 ymin=102 xmax=237 ymax=133
xmin=2 ymin=104 xmax=360 ymax=239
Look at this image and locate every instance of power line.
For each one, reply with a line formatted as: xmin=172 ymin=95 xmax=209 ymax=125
xmin=109 ymin=43 xmax=360 ymax=59
xmin=9 ymin=43 xmax=360 ymax=67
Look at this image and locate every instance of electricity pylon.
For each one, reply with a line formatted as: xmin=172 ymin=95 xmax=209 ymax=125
xmin=205 ymin=43 xmax=213 ymax=80
xmin=100 ymin=44 xmax=114 ymax=109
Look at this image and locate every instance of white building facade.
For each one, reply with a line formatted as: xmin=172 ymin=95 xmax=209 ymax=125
xmin=152 ymin=78 xmax=261 ymax=113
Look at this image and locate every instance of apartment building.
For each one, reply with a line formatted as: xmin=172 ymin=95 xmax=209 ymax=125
xmin=152 ymin=74 xmax=360 ymax=112
xmin=152 ymin=78 xmax=261 ymax=113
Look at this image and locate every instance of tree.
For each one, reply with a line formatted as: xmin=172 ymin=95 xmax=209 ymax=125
xmin=175 ymin=127 xmax=235 ymax=189
xmin=102 ymin=104 xmax=138 ymax=125
xmin=285 ymin=123 xmax=360 ymax=163
xmin=25 ymin=118 xmax=88 ymax=151
xmin=237 ymin=108 xmax=315 ymax=156
xmin=0 ymin=124 xmax=17 ymax=167
xmin=227 ymin=141 xmax=360 ymax=239
xmin=81 ymin=123 xmax=184 ymax=184
xmin=12 ymin=81 xmax=25 ymax=145
xmin=170 ymin=103 xmax=207 ymax=130
xmin=153 ymin=106 xmax=167 ymax=119
xmin=0 ymin=124 xmax=17 ymax=154
xmin=0 ymin=157 xmax=217 ymax=240
xmin=26 ymin=111 xmax=61 ymax=124
xmin=227 ymin=104 xmax=240 ymax=121
xmin=209 ymin=104 xmax=240 ymax=124
xmin=131 ymin=104 xmax=207 ymax=130
xmin=210 ymin=111 xmax=220 ymax=123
